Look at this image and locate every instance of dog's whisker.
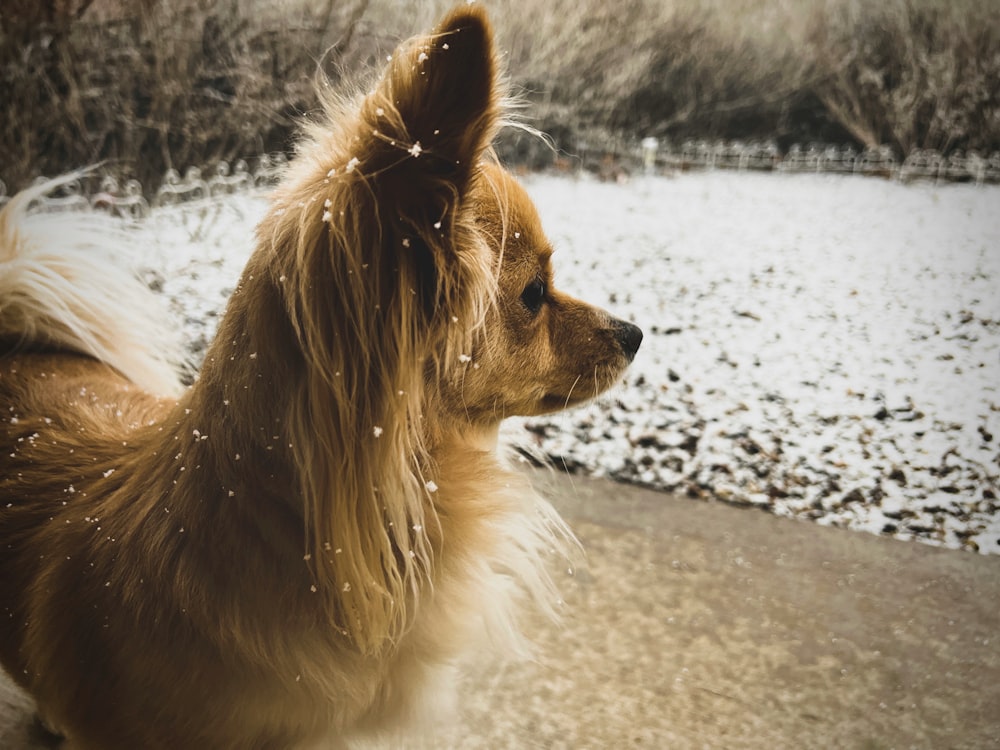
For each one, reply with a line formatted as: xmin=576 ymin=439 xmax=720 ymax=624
xmin=564 ymin=374 xmax=583 ymax=410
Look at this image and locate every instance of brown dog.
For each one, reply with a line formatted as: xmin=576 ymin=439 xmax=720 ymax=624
xmin=0 ymin=7 xmax=641 ymax=748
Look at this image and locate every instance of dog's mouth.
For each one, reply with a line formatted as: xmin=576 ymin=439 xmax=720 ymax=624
xmin=537 ymin=363 xmax=631 ymax=413
xmin=540 ymin=393 xmax=589 ymax=411
xmin=539 ymin=385 xmax=607 ymax=412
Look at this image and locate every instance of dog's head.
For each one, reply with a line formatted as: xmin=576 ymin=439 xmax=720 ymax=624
xmin=445 ymin=164 xmax=642 ymax=422
xmin=270 ymin=4 xmax=640 ymax=436
xmin=258 ymin=5 xmax=639 ymax=649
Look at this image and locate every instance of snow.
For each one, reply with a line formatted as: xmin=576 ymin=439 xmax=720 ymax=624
xmin=514 ymin=172 xmax=999 ymax=554
xmin=123 ymin=172 xmax=999 ymax=554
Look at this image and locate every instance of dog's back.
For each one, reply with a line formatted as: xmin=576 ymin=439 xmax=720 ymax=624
xmin=0 ymin=181 xmax=186 ymax=743
xmin=0 ymin=173 xmax=184 ymax=697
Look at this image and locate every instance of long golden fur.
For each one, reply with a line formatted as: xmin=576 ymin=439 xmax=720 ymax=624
xmin=0 ymin=7 xmax=642 ymax=748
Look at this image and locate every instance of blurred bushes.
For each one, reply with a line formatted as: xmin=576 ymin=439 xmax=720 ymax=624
xmin=0 ymin=0 xmax=373 ymax=192
xmin=806 ymin=0 xmax=1000 ymax=154
xmin=1 ymin=0 xmax=998 ymax=192
xmin=501 ymin=0 xmax=999 ymax=161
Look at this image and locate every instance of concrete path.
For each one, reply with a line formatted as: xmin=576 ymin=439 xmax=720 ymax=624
xmin=2 ymin=469 xmax=998 ymax=749
xmin=441 ymin=469 xmax=1000 ymax=750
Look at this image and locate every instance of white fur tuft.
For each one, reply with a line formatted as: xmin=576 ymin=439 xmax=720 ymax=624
xmin=0 ymin=174 xmax=184 ymax=396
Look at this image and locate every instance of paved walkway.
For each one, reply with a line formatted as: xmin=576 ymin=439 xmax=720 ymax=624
xmin=442 ymin=469 xmax=1000 ymax=749
xmin=3 ymin=469 xmax=998 ymax=749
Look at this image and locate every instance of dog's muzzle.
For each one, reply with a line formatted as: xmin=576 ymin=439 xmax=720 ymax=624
xmin=611 ymin=319 xmax=643 ymax=363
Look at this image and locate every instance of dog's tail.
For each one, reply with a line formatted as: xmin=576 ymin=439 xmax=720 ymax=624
xmin=0 ymin=174 xmax=184 ymax=396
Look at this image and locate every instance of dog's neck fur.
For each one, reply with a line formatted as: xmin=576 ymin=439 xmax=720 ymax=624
xmin=183 ymin=258 xmax=303 ymax=503
xmin=153 ymin=240 xmax=464 ymax=653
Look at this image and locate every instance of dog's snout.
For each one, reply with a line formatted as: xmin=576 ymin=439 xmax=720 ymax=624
xmin=611 ymin=319 xmax=643 ymax=363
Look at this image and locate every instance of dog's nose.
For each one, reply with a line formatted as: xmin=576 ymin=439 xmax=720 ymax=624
xmin=611 ymin=319 xmax=643 ymax=363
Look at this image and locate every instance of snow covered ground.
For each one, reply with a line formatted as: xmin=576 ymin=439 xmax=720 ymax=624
xmin=129 ymin=171 xmax=1000 ymax=554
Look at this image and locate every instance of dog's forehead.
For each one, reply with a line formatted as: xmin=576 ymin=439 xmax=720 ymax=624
xmin=472 ymin=163 xmax=550 ymax=265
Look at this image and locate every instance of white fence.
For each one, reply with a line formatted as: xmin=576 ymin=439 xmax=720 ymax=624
xmin=635 ymin=139 xmax=1000 ymax=185
xmin=2 ymin=140 xmax=997 ymax=216
xmin=0 ymin=153 xmax=288 ymax=219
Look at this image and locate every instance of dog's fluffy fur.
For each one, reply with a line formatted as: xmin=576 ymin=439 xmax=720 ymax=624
xmin=0 ymin=7 xmax=641 ymax=748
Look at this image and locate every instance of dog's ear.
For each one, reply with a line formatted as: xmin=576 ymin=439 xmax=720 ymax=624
xmin=359 ymin=5 xmax=501 ymax=223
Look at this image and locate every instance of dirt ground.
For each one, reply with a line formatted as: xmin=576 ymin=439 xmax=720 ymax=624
xmin=2 ymin=469 xmax=998 ymax=749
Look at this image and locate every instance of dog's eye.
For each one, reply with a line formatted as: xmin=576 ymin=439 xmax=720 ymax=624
xmin=520 ymin=278 xmax=546 ymax=315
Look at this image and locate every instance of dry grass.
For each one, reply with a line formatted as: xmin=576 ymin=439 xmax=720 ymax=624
xmin=1 ymin=0 xmax=997 ymax=192
xmin=1 ymin=0 xmax=372 ymax=192
xmin=804 ymin=0 xmax=1000 ymax=153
